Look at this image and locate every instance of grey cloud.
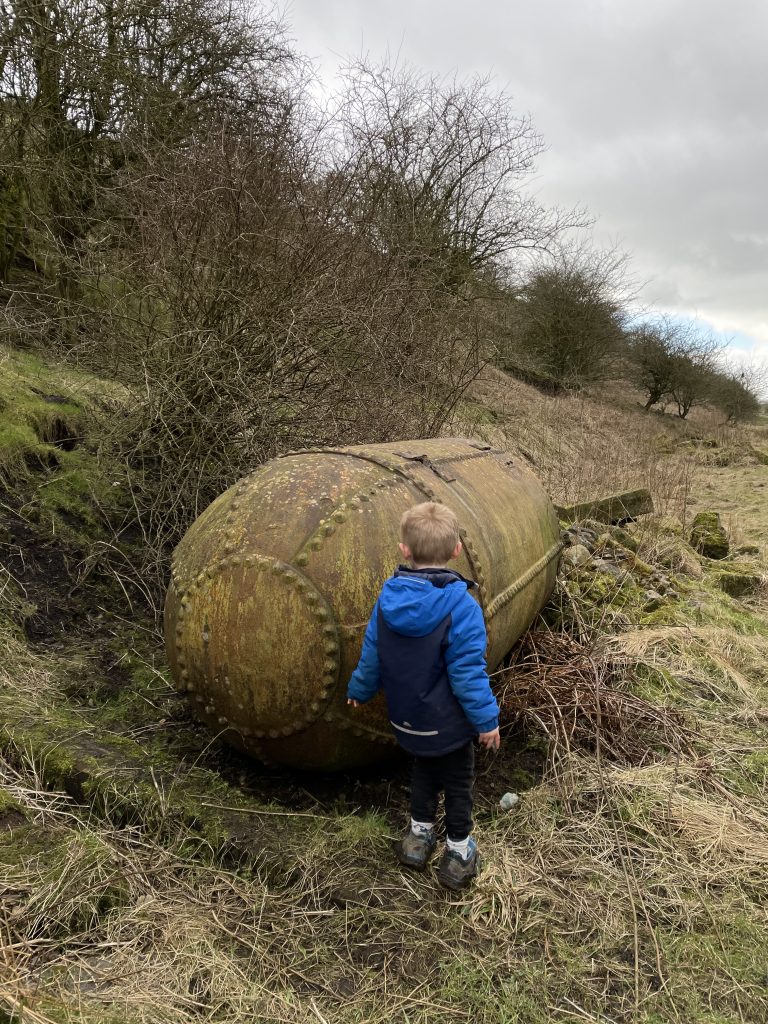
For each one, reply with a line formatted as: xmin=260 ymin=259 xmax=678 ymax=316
xmin=286 ymin=0 xmax=768 ymax=352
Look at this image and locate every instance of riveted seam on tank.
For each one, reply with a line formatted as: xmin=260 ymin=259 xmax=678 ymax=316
xmin=460 ymin=531 xmax=488 ymax=610
xmin=290 ymin=466 xmax=408 ymax=567
xmin=399 ymin=468 xmax=438 ymax=502
xmin=173 ymin=553 xmax=342 ymax=729
xmin=323 ymin=709 xmax=398 ymax=744
xmin=219 ymin=470 xmax=266 ymax=554
xmin=422 ymin=448 xmax=499 ymax=467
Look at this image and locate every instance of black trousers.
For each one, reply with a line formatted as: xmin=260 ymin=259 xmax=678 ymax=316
xmin=410 ymin=742 xmax=474 ymax=841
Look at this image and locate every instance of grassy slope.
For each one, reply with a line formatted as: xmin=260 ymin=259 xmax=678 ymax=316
xmin=1 ymin=350 xmax=767 ymax=1024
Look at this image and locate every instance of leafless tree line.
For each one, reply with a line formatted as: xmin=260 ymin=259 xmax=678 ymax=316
xmin=496 ymin=250 xmax=765 ymax=421
xmin=627 ymin=316 xmax=765 ymax=421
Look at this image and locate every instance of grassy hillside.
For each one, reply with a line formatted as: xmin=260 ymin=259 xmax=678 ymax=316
xmin=1 ymin=347 xmax=767 ymax=1024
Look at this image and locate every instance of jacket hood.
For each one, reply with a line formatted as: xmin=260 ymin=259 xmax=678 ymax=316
xmin=378 ymin=567 xmax=476 ymax=637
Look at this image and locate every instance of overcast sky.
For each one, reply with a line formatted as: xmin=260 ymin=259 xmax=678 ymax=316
xmin=284 ymin=0 xmax=768 ymax=373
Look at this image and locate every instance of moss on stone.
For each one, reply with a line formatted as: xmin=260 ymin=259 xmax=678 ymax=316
xmin=689 ymin=511 xmax=729 ymax=560
xmin=607 ymin=525 xmax=639 ymax=551
xmin=713 ymin=568 xmax=764 ymax=599
xmin=593 ymin=534 xmax=655 ymax=577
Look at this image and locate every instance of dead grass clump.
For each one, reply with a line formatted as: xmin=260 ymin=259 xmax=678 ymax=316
xmin=610 ymin=625 xmax=768 ymax=708
xmin=462 ymin=753 xmax=768 ymax=1021
xmin=497 ymin=627 xmax=697 ymax=765
xmin=631 ymin=520 xmax=705 ymax=577
xmin=458 ymin=367 xmax=699 ymax=522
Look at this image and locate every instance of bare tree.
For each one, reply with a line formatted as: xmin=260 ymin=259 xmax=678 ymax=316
xmin=0 ymin=0 xmax=294 ymax=293
xmin=626 ymin=315 xmax=708 ymax=410
xmin=78 ymin=118 xmax=487 ymax=573
xmin=708 ymin=360 xmax=766 ymax=424
xmin=508 ymin=246 xmax=631 ymax=386
xmin=328 ymin=61 xmax=578 ymax=291
xmin=0 ymin=14 xmax=573 ymax=585
xmin=669 ymin=339 xmax=721 ymax=419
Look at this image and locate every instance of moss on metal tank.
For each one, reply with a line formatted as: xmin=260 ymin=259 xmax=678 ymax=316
xmin=164 ymin=438 xmax=562 ymax=770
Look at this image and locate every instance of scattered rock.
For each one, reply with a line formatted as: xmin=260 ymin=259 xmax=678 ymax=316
xmin=562 ymin=522 xmax=600 ymax=550
xmin=689 ymin=511 xmax=729 ymax=560
xmin=562 ymin=528 xmax=597 ymax=552
xmin=714 ymin=570 xmax=764 ymax=599
xmin=561 ymin=544 xmax=593 ymax=569
xmin=735 ymin=543 xmax=761 ymax=557
xmin=643 ymin=590 xmax=665 ymax=612
xmin=653 ymin=577 xmax=679 ymax=596
xmin=580 ymin=519 xmax=607 ymax=537
xmin=656 ymin=516 xmax=684 ymax=536
xmin=609 ymin=525 xmax=639 ymax=552
xmin=592 ymin=558 xmax=624 ymax=580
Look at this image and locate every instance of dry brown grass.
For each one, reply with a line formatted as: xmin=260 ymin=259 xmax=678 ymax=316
xmin=610 ymin=626 xmax=768 ymax=710
xmin=3 ymin=723 xmax=768 ymax=1024
xmin=455 ymin=368 xmax=700 ymax=522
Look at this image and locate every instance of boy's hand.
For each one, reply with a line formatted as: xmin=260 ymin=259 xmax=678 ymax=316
xmin=478 ymin=727 xmax=501 ymax=751
xmin=347 ymin=698 xmax=361 ymax=708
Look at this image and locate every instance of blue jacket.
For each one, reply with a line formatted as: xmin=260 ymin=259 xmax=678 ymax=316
xmin=346 ymin=566 xmax=499 ymax=756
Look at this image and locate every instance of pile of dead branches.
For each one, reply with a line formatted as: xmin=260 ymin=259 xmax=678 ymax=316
xmin=496 ymin=628 xmax=697 ymax=765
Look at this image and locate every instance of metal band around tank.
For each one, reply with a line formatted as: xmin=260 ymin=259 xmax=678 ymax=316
xmin=279 ymin=448 xmax=441 ymax=502
xmin=485 ymin=541 xmax=564 ymax=620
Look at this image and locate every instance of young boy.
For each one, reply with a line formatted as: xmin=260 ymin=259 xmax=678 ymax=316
xmin=346 ymin=501 xmax=500 ymax=891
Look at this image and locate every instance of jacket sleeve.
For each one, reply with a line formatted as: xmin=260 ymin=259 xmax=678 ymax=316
xmin=445 ymin=595 xmax=499 ymax=733
xmin=346 ymin=601 xmax=381 ymax=703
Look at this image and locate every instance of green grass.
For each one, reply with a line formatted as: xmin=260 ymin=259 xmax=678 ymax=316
xmin=0 ymin=348 xmax=86 ymax=481
xmin=0 ymin=346 xmax=139 ymax=568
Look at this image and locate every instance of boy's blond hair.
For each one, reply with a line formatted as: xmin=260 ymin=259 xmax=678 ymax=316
xmin=400 ymin=502 xmax=460 ymax=565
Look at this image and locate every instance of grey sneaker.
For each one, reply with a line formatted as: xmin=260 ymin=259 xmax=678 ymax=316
xmin=394 ymin=829 xmax=437 ymax=870
xmin=437 ymin=838 xmax=479 ymax=891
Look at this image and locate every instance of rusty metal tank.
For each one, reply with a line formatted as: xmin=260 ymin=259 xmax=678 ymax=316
xmin=165 ymin=439 xmax=562 ymax=770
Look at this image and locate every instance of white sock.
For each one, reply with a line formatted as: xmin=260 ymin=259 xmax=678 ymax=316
xmin=410 ymin=818 xmax=434 ymax=837
xmin=446 ymin=835 xmax=471 ymax=858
